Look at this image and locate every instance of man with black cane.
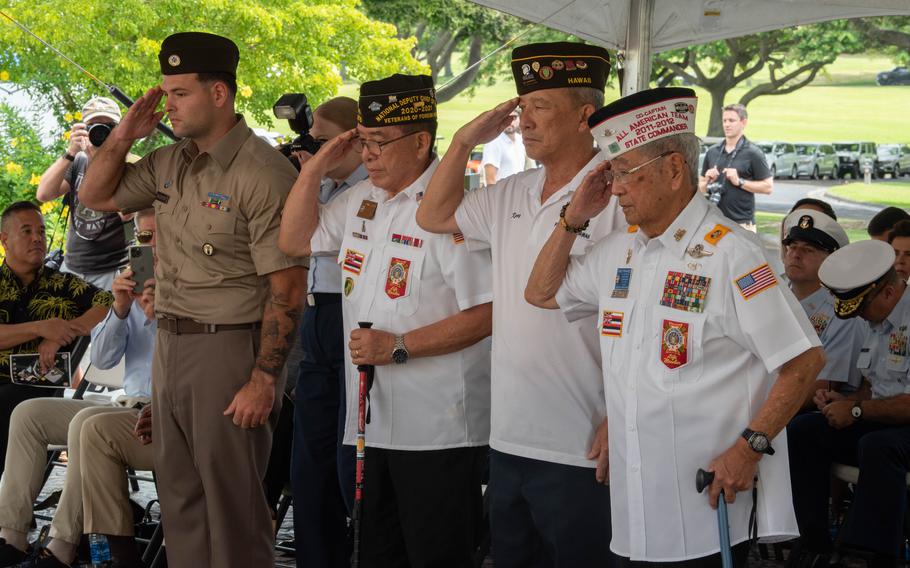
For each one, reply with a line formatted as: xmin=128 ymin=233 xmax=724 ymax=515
xmin=525 ymin=86 xmax=825 ymax=567
xmin=279 ymin=74 xmax=493 ymax=567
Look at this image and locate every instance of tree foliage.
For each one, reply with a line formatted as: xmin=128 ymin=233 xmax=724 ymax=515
xmin=851 ymin=16 xmax=910 ymax=64
xmin=0 ymin=0 xmax=425 ymax=127
xmin=653 ymin=21 xmax=863 ymax=136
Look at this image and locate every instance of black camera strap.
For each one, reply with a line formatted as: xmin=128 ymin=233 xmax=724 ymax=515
xmin=714 ymin=136 xmax=746 ymax=179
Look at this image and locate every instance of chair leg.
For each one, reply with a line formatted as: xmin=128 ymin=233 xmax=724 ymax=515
xmin=127 ymin=466 xmax=140 ymax=493
xmin=141 ymin=522 xmax=164 ymax=566
xmin=41 ymin=450 xmax=62 ymax=485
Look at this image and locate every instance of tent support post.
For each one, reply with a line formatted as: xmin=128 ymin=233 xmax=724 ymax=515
xmin=623 ymin=0 xmax=653 ymax=95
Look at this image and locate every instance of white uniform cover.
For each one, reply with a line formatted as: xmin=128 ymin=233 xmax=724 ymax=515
xmin=470 ymin=0 xmax=910 ymax=53
xmin=455 ymin=150 xmax=627 ymax=467
xmin=310 ymin=160 xmax=494 ymax=450
xmin=557 ymin=194 xmax=820 ymax=560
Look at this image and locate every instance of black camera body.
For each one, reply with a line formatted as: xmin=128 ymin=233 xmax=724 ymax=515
xmin=273 ymin=93 xmax=323 ymax=169
xmin=87 ymin=123 xmax=113 ymax=147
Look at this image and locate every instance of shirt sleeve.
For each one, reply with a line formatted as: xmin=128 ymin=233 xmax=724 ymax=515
xmin=480 ymin=139 xmax=502 ymax=170
xmin=435 ymin=235 xmax=494 ymax=311
xmin=113 ymin=150 xmax=160 ymax=213
xmin=556 ymin=236 xmax=610 ymax=323
xmin=750 ymin=146 xmax=773 ymax=180
xmin=310 ymin=183 xmax=357 ymax=255
xmin=454 ymin=183 xmax=497 ymax=250
xmin=818 ymin=316 xmax=867 ymax=387
xmin=240 ymin=161 xmax=306 ymax=276
xmin=90 ymin=308 xmax=129 ymax=370
xmin=64 ymin=274 xmax=114 ymax=315
xmin=727 ymin=244 xmax=820 ymax=373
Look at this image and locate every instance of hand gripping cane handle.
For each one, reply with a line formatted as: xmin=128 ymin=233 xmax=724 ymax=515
xmin=695 ymin=469 xmax=734 ymax=568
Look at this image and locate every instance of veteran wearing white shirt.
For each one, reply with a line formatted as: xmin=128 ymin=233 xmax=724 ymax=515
xmin=525 ymin=87 xmax=824 ymax=566
xmin=280 ymin=73 xmax=492 ymax=568
xmin=418 ymin=42 xmax=623 ymax=567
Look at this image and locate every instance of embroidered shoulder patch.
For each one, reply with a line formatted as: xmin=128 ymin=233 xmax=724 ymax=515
xmin=704 ymin=224 xmax=731 ymax=245
xmin=734 ymin=263 xmax=777 ymax=300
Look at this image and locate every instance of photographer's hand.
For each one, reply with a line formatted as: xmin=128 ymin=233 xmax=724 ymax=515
xmin=114 ymin=87 xmax=165 ymax=142
xmin=723 ymin=167 xmax=741 ymax=186
xmin=704 ymin=166 xmax=720 ymax=183
xmin=68 ymin=123 xmax=89 ymax=155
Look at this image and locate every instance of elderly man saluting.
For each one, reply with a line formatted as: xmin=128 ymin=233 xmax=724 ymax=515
xmin=525 ymin=87 xmax=825 ymax=567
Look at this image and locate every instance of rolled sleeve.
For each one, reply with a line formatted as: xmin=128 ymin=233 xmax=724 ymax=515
xmin=243 ymin=164 xmax=306 ymax=276
xmin=310 ymin=184 xmax=356 ymax=256
xmin=437 ymin=237 xmax=493 ymax=311
xmin=90 ymin=309 xmax=129 ymax=370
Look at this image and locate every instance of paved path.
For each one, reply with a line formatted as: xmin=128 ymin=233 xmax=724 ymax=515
xmin=756 ymin=178 xmax=907 ymax=221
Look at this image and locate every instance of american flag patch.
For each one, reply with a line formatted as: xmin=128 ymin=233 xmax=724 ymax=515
xmin=452 ymin=232 xmax=465 ymax=244
xmin=342 ymin=249 xmax=365 ymax=275
xmin=601 ymin=310 xmax=624 ymax=337
xmin=735 ymin=263 xmax=777 ymax=300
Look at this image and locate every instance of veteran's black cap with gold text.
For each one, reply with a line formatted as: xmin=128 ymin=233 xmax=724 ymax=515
xmin=159 ymin=32 xmax=240 ymax=77
xmin=358 ymin=74 xmax=437 ymax=128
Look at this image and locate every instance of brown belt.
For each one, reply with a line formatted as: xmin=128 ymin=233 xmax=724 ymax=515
xmin=157 ymin=317 xmax=261 ymax=335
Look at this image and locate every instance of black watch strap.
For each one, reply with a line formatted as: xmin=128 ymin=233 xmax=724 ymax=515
xmin=741 ymin=428 xmax=775 ymax=455
xmin=63 ymin=153 xmax=75 ymax=162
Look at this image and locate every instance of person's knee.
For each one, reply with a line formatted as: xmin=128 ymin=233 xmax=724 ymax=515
xmin=787 ymin=412 xmax=828 ymax=449
xmin=79 ymin=414 xmax=115 ymax=459
xmin=858 ymin=430 xmax=905 ymax=469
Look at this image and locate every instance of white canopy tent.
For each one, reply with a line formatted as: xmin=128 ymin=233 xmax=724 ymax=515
xmin=469 ymin=0 xmax=910 ymax=94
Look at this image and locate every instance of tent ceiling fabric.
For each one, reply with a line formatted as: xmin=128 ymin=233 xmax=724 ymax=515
xmin=470 ymin=0 xmax=910 ymax=52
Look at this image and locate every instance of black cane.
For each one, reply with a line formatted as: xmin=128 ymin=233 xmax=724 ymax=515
xmin=696 ymin=469 xmax=734 ymax=568
xmin=351 ymin=322 xmax=373 ymax=568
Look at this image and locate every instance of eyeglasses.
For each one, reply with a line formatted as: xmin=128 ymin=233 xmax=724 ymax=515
xmin=354 ymin=131 xmax=421 ymax=157
xmin=607 ymin=151 xmax=676 ymax=184
xmin=136 ymin=230 xmax=155 ymax=244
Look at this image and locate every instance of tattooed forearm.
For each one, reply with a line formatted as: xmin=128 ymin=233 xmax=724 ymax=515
xmin=255 ymin=267 xmax=306 ymax=377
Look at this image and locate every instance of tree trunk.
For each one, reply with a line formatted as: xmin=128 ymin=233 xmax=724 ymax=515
xmin=426 ymin=29 xmax=454 ymax=80
xmin=436 ymin=34 xmax=483 ymax=103
xmin=706 ymin=87 xmax=729 ymax=137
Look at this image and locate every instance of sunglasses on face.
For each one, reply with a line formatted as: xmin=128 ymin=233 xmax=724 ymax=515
xmin=136 ymin=230 xmax=154 ymax=244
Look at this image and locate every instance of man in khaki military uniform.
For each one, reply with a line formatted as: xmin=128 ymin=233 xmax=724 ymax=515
xmin=79 ymin=32 xmax=306 ymax=568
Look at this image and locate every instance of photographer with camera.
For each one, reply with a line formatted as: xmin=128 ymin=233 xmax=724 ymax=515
xmin=281 ymin=96 xmax=366 ymax=568
xmin=698 ymin=104 xmax=773 ymax=231
xmin=36 ymin=97 xmax=130 ymax=290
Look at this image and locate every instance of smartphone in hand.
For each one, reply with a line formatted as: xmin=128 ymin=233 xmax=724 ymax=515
xmin=128 ymin=245 xmax=155 ymax=294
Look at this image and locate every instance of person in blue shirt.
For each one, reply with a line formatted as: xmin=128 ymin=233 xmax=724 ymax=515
xmin=0 ymin=209 xmax=156 ymax=568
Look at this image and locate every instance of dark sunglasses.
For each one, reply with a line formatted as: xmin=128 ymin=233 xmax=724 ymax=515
xmin=136 ymin=230 xmax=154 ymax=244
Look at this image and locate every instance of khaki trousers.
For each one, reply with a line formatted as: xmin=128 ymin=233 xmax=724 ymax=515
xmin=153 ymin=328 xmax=283 ymax=568
xmin=80 ymin=409 xmax=154 ymax=535
xmin=0 ymin=398 xmax=134 ymax=544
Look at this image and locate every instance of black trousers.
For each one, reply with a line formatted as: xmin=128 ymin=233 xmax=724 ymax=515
xmin=613 ymin=542 xmax=750 ymax=568
xmin=0 ymin=382 xmax=61 ymax=477
xmin=291 ymin=300 xmax=355 ymax=568
xmin=788 ymin=411 xmax=910 ymax=557
xmin=488 ymin=449 xmax=613 ymax=568
xmin=360 ymin=445 xmax=488 ymax=568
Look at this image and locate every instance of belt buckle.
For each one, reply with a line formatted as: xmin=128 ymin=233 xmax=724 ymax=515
xmin=204 ymin=323 xmax=218 ymax=334
xmin=307 ymin=293 xmax=316 ymax=307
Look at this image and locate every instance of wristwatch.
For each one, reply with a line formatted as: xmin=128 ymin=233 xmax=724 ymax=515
xmin=851 ymin=401 xmax=863 ymax=420
xmin=391 ymin=335 xmax=409 ymax=365
xmin=741 ymin=428 xmax=775 ymax=455
xmin=62 ymin=153 xmax=75 ymax=162
xmin=737 ymin=178 xmax=746 ymax=189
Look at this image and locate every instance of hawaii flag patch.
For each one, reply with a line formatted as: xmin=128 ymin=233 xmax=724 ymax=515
xmin=735 ymin=263 xmax=777 ymax=300
xmin=601 ymin=310 xmax=624 ymax=337
xmin=342 ymin=249 xmax=365 ymax=275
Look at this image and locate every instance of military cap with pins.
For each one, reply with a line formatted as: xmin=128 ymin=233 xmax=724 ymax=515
xmin=158 ymin=32 xmax=239 ymax=77
xmin=782 ymin=209 xmax=849 ymax=253
xmin=818 ymin=239 xmax=897 ymax=319
xmin=510 ymin=42 xmax=611 ymax=96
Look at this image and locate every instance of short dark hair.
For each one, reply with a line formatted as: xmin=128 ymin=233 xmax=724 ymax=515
xmin=1 ymin=201 xmax=41 ymax=231
xmin=197 ymin=72 xmax=237 ymax=98
xmin=868 ymin=206 xmax=910 ymax=237
xmin=888 ymin=219 xmax=910 ymax=243
xmin=790 ymin=198 xmax=837 ymax=220
xmin=722 ymin=103 xmax=748 ymax=121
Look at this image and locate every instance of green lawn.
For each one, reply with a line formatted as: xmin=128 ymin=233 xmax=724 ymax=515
xmin=756 ymin=211 xmax=869 ymax=243
xmin=259 ymin=54 xmax=910 ymax=155
xmin=827 ymin=181 xmax=910 ymax=209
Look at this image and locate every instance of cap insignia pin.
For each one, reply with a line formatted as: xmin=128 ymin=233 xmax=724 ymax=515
xmin=168 ymin=55 xmax=181 ymax=67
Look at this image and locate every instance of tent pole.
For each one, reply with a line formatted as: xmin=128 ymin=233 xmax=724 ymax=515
xmin=623 ymin=0 xmax=653 ymax=95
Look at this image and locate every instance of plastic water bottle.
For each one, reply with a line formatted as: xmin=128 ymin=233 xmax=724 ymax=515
xmin=88 ymin=533 xmax=112 ymax=567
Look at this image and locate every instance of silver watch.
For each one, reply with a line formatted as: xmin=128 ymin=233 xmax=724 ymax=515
xmin=391 ymin=335 xmax=409 ymax=364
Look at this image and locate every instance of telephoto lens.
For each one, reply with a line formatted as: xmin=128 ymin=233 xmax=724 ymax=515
xmin=87 ymin=123 xmax=113 ymax=147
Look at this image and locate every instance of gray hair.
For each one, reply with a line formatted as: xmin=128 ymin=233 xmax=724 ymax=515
xmin=569 ymin=87 xmax=605 ymax=112
xmin=646 ymin=133 xmax=699 ymax=189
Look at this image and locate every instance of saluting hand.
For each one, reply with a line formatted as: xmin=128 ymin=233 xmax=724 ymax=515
xmin=452 ymin=98 xmax=520 ymax=149
xmin=586 ymin=417 xmax=610 ymax=485
xmin=295 ymin=129 xmax=359 ymax=179
xmin=114 ymin=87 xmax=165 ymax=142
xmin=223 ymin=368 xmax=276 ymax=429
xmin=564 ymin=161 xmax=613 ymax=227
xmin=704 ymin=440 xmax=761 ymax=509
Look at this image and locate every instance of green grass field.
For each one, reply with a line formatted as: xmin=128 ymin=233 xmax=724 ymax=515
xmin=827 ymin=181 xmax=910 ymax=208
xmin=755 ymin=211 xmax=869 ymax=243
xmin=263 ymin=54 xmax=910 ymax=155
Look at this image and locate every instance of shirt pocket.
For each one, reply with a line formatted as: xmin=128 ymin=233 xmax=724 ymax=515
xmin=337 ymin=235 xmax=372 ymax=305
xmin=373 ymin=244 xmax=425 ymax=317
xmin=599 ymin=298 xmax=635 ymax=373
xmin=198 ymin=212 xmax=236 ymax=270
xmin=886 ymin=354 xmax=909 ymax=377
xmin=650 ymin=304 xmax=705 ymax=389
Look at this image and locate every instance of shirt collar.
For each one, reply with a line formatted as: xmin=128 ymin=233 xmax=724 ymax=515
xmin=651 ymin=193 xmax=711 ymax=259
xmin=529 ymin=150 xmax=605 ymax=205
xmin=0 ymin=261 xmax=42 ymax=290
xmin=883 ymin=286 xmax=910 ymax=333
xmin=179 ymin=115 xmax=251 ymax=170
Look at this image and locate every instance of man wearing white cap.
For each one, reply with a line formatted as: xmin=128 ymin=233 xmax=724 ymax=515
xmin=526 ymin=86 xmax=825 ymax=566
xmin=417 ymin=41 xmax=623 ymax=566
xmin=36 ymin=96 xmax=129 ymax=290
xmin=789 ymin=239 xmax=910 ymax=568
xmin=782 ymin=209 xmax=865 ymax=402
